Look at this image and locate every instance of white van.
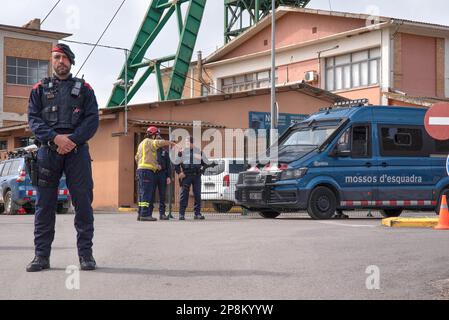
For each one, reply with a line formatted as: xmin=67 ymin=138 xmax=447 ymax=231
xmin=201 ymin=158 xmax=246 ymax=213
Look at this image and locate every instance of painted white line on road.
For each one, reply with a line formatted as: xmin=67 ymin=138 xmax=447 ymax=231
xmin=316 ymin=221 xmax=376 ymax=228
xmin=429 ymin=117 xmax=449 ymax=126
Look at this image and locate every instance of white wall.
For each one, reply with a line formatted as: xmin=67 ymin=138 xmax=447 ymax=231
xmin=381 ymin=27 xmax=392 ymax=105
xmin=1 ymin=30 xmax=59 ymax=45
xmin=207 ymin=30 xmax=383 ymax=92
xmin=1 ymin=112 xmax=27 ymax=122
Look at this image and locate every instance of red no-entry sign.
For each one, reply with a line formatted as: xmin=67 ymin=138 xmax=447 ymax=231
xmin=424 ymin=102 xmax=449 ymax=141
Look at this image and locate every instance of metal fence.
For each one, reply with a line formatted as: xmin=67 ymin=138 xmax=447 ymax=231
xmin=155 ymin=160 xmax=246 ymax=215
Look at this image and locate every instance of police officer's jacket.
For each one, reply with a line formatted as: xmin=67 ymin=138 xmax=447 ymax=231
xmin=175 ymin=147 xmax=210 ymax=176
xmin=28 ymin=74 xmax=99 ymax=146
xmin=157 ymin=147 xmax=172 ymax=176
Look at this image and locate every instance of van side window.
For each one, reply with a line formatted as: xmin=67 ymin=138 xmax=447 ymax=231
xmin=337 ymin=128 xmax=350 ymax=147
xmin=335 ymin=125 xmax=370 ymax=157
xmin=8 ymin=160 xmax=21 ymax=176
xmin=229 ymin=163 xmax=246 ymax=174
xmin=352 ymin=126 xmax=370 ymax=157
xmin=203 ymin=160 xmax=225 ymax=176
xmin=2 ymin=162 xmax=12 ymax=176
xmin=379 ymin=126 xmax=425 ymax=157
xmin=0 ymin=163 xmax=4 ymax=176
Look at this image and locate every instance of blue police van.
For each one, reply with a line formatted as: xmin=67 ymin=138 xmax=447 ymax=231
xmin=0 ymin=146 xmax=71 ymax=215
xmin=236 ymin=102 xmax=449 ymax=220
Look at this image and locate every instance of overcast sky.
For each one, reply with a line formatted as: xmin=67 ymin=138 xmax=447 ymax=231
xmin=1 ymin=0 xmax=448 ymax=107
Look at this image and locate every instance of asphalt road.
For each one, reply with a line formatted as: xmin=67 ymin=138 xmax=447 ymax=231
xmin=0 ymin=211 xmax=448 ymax=300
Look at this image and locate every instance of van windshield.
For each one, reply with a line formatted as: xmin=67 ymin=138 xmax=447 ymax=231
xmin=276 ymin=123 xmax=340 ymax=163
xmin=281 ymin=126 xmax=338 ymax=148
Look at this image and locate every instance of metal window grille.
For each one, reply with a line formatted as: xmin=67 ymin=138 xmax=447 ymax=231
xmin=221 ymin=69 xmax=278 ymax=93
xmin=6 ymin=57 xmax=49 ymax=86
xmin=325 ymin=48 xmax=381 ymax=92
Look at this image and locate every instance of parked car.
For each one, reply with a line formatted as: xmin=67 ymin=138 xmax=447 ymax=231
xmin=201 ymin=158 xmax=246 ymax=213
xmin=0 ymin=147 xmax=71 ymax=215
xmin=236 ymin=104 xmax=449 ymax=220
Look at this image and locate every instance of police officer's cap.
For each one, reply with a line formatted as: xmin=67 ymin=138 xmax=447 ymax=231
xmin=52 ymin=43 xmax=75 ymax=65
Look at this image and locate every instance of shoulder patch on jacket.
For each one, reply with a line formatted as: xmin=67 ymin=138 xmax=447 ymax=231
xmin=83 ymin=82 xmax=93 ymax=90
xmin=32 ymin=81 xmax=42 ymax=90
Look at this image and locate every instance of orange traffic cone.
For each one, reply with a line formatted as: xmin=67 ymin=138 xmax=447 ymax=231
xmin=435 ymin=195 xmax=449 ymax=230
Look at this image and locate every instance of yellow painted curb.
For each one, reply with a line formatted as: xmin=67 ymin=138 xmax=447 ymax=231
xmin=201 ymin=207 xmax=243 ymax=213
xmin=382 ymin=217 xmax=439 ymax=228
xmin=117 ymin=207 xmax=243 ymax=213
xmin=118 ymin=207 xmax=137 ymax=212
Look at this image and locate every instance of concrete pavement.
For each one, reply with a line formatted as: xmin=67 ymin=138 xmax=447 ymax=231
xmin=0 ymin=211 xmax=448 ymax=300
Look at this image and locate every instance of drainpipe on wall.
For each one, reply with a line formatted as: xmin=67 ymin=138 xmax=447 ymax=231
xmin=317 ymin=45 xmax=339 ymax=88
xmin=190 ymin=68 xmax=194 ymax=98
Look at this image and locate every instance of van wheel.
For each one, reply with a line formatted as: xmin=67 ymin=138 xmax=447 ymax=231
xmin=380 ymin=209 xmax=403 ymax=218
xmin=436 ymin=189 xmax=449 ymax=214
xmin=307 ymin=187 xmax=337 ymax=220
xmin=258 ymin=210 xmax=280 ymax=219
xmin=212 ymin=203 xmax=234 ymax=213
xmin=0 ymin=203 xmax=4 ymax=214
xmin=4 ymin=191 xmax=19 ymax=215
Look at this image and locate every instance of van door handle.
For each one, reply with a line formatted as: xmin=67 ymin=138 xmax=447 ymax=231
xmin=365 ymin=162 xmax=372 ymax=168
xmin=381 ymin=162 xmax=388 ymax=167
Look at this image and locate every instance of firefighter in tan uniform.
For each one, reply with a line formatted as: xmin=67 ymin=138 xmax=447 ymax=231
xmin=135 ymin=126 xmax=176 ymax=221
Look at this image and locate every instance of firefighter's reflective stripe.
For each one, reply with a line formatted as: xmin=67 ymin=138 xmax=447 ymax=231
xmin=340 ymin=200 xmax=437 ymax=207
xmin=138 ymin=202 xmax=150 ymax=207
xmin=138 ymin=140 xmax=158 ymax=172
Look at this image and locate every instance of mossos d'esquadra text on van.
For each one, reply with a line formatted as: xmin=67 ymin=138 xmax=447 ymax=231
xmin=345 ymin=174 xmax=423 ymax=184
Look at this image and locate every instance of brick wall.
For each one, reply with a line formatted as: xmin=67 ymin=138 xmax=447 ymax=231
xmin=3 ymin=37 xmax=52 ymax=121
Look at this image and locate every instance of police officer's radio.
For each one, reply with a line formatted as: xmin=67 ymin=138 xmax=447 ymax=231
xmin=71 ymin=79 xmax=83 ymax=97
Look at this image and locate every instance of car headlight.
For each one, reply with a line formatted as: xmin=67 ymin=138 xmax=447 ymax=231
xmin=280 ymin=168 xmax=308 ymax=180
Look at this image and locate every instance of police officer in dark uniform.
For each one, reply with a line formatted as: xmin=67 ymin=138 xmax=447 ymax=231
xmin=153 ymin=133 xmax=172 ymax=220
xmin=175 ymin=136 xmax=213 ymax=220
xmin=26 ymin=44 xmax=99 ymax=272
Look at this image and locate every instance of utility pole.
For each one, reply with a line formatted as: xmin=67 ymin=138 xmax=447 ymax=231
xmin=124 ymin=49 xmax=129 ymax=136
xmin=270 ymin=0 xmax=277 ymax=146
xmin=111 ymin=49 xmax=133 ymax=137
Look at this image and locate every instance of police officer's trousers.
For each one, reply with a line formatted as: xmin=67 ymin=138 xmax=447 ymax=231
xmin=151 ymin=171 xmax=168 ymax=217
xmin=137 ymin=169 xmax=156 ymax=217
xmin=34 ymin=144 xmax=94 ymax=258
xmin=179 ymin=174 xmax=201 ymax=216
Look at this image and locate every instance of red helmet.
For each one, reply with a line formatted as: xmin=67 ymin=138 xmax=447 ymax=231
xmin=147 ymin=126 xmax=159 ymax=135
